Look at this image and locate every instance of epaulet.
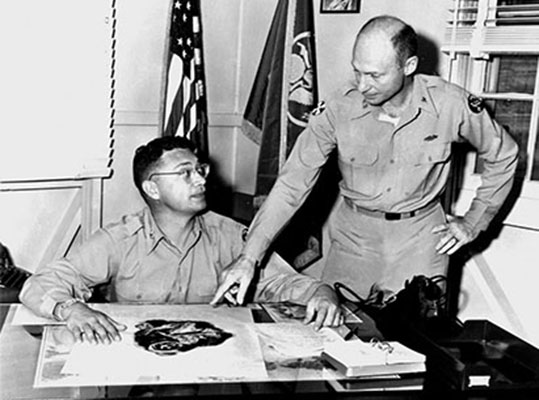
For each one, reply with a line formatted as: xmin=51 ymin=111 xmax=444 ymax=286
xmin=418 ymin=74 xmax=464 ymax=98
xmin=111 ymin=210 xmax=146 ymax=237
xmin=418 ymin=74 xmax=445 ymax=87
xmin=199 ymin=211 xmax=247 ymax=240
xmin=416 ymin=74 xmax=473 ymax=113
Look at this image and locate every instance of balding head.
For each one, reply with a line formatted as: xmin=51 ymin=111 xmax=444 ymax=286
xmin=350 ymin=15 xmax=418 ymax=107
xmin=355 ymin=15 xmax=417 ymax=67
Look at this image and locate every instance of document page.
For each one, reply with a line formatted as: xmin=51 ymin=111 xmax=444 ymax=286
xmin=35 ymin=304 xmax=267 ymax=387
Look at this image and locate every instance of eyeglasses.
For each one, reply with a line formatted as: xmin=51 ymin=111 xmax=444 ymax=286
xmin=149 ymin=163 xmax=210 ymax=183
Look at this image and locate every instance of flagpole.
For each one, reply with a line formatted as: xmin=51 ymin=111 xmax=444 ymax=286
xmin=158 ymin=0 xmax=175 ymax=136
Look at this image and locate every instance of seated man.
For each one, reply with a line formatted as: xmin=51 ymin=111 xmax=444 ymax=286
xmin=20 ymin=136 xmax=342 ymax=344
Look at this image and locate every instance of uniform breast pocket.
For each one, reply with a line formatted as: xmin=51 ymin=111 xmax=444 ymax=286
xmin=405 ymin=143 xmax=451 ymax=166
xmin=338 ymin=145 xmax=379 ymax=195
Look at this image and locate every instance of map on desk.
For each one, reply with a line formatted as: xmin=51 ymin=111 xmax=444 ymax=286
xmin=34 ymin=304 xmax=267 ymax=387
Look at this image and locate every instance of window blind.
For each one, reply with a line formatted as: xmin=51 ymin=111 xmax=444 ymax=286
xmin=0 ymin=0 xmax=116 ymax=184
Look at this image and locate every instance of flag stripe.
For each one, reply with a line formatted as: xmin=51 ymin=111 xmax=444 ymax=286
xmin=163 ymin=0 xmax=208 ymax=156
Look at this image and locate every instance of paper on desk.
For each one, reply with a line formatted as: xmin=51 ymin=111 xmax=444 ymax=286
xmin=60 ymin=305 xmax=265 ymax=384
xmin=255 ymin=322 xmax=344 ymax=361
xmin=62 ymin=326 xmax=267 ymax=384
xmin=35 ymin=304 xmax=267 ymax=387
xmin=261 ymin=302 xmax=363 ymax=325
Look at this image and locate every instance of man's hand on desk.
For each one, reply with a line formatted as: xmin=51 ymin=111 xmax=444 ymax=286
xmin=304 ymin=285 xmax=343 ymax=330
xmin=61 ymin=302 xmax=127 ymax=345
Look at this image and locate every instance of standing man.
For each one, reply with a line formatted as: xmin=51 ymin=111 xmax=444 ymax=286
xmin=212 ymin=15 xmax=518 ymax=304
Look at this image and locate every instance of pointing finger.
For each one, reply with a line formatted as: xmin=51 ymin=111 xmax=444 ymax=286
xmin=210 ymin=280 xmax=235 ymax=306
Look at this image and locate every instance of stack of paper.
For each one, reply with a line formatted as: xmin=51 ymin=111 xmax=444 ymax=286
xmin=321 ymin=339 xmax=426 ymax=378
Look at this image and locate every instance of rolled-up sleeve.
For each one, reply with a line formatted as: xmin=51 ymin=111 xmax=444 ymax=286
xmin=19 ymin=229 xmax=118 ymax=318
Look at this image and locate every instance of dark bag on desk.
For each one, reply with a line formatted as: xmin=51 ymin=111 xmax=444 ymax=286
xmin=336 ymin=275 xmax=461 ymax=339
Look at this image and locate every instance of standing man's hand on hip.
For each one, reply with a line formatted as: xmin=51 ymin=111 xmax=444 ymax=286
xmin=432 ymin=215 xmax=478 ymax=255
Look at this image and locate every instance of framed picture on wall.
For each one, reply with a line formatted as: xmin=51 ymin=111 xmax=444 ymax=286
xmin=320 ymin=0 xmax=360 ymax=14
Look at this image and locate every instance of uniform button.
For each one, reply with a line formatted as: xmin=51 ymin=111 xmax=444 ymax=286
xmin=390 ymin=159 xmax=395 ymax=164
xmin=136 ymin=294 xmax=142 ymax=300
xmin=386 ymin=188 xmax=391 ymax=192
xmin=350 ymin=157 xmax=355 ymax=162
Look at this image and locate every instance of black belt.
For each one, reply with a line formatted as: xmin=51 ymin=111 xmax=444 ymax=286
xmin=343 ymin=198 xmax=439 ymax=221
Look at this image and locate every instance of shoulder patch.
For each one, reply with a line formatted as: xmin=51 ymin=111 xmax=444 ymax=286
xmin=311 ymin=101 xmax=326 ymax=116
xmin=241 ymin=228 xmax=248 ymax=242
xmin=467 ymin=94 xmax=484 ymax=114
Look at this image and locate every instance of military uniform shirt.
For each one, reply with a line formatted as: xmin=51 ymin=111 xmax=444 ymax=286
xmin=20 ymin=208 xmax=322 ymax=319
xmin=244 ymin=74 xmax=518 ymax=262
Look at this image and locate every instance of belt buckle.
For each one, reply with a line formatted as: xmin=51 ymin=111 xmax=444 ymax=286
xmin=384 ymin=212 xmax=401 ymax=221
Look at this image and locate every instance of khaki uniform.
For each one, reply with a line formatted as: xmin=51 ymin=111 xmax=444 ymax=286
xmin=20 ymin=208 xmax=322 ymax=319
xmin=244 ymin=74 xmax=518 ymax=297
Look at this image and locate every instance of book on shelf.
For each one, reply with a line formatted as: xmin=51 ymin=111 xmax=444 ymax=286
xmin=321 ymin=339 xmax=426 ymax=378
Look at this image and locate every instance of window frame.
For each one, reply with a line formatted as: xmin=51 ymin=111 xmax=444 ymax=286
xmin=444 ymin=0 xmax=539 ymax=230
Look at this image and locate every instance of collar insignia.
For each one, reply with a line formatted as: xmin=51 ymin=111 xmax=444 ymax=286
xmin=311 ymin=101 xmax=326 ymax=116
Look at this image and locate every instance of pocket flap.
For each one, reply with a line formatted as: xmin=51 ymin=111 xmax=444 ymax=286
xmin=341 ymin=145 xmax=379 ymax=166
xmin=406 ymin=143 xmax=450 ymax=165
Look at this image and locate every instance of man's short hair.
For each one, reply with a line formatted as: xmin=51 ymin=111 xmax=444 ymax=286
xmin=359 ymin=15 xmax=418 ymax=66
xmin=133 ymin=136 xmax=198 ymax=197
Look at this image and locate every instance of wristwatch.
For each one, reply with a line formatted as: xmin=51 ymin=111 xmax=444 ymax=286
xmin=53 ymin=298 xmax=80 ymax=321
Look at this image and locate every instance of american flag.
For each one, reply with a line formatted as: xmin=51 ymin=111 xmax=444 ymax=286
xmin=163 ymin=0 xmax=208 ymax=154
